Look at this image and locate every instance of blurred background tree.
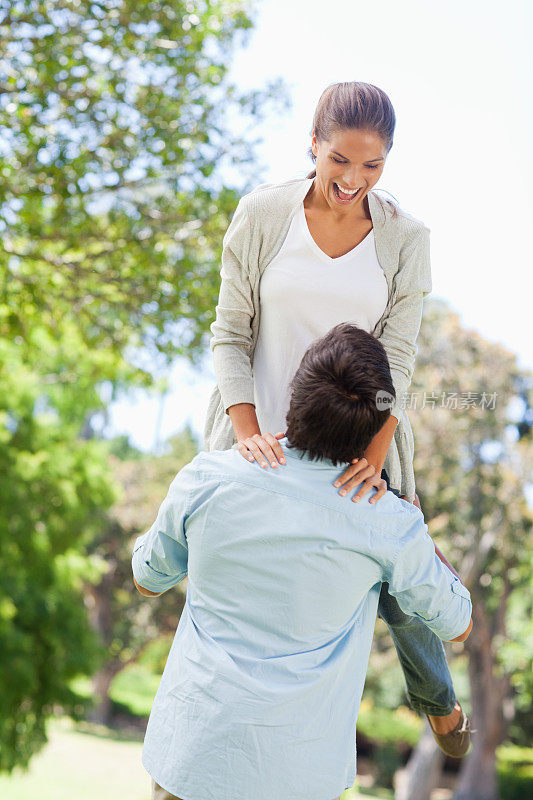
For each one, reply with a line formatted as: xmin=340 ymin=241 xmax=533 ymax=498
xmin=0 ymin=0 xmax=288 ymax=773
xmin=0 ymin=0 xmax=288 ymax=363
xmin=84 ymin=427 xmax=198 ymax=725
xmin=393 ymin=299 xmax=533 ymax=800
xmin=0 ymin=332 xmax=116 ymax=772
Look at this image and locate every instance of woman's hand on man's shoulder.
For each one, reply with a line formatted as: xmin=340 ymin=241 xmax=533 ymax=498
xmin=333 ymin=458 xmax=388 ymax=504
xmin=237 ymin=432 xmax=286 ymax=469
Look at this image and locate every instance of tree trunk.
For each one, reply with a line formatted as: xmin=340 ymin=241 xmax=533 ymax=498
xmin=394 ymin=721 xmax=445 ymax=800
xmin=87 ymin=662 xmax=123 ymax=725
xmin=84 ymin=565 xmax=121 ymax=725
xmin=453 ymin=600 xmax=510 ymax=800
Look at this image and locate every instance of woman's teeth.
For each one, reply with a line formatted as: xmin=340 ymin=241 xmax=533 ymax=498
xmin=337 ymin=184 xmax=357 ymax=194
xmin=333 ymin=182 xmax=360 ymax=202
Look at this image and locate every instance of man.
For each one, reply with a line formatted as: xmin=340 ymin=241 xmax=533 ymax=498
xmin=132 ymin=323 xmax=473 ymax=800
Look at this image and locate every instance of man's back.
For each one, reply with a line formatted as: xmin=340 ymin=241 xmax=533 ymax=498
xmin=186 ymin=443 xmax=393 ymax=656
xmin=133 ymin=439 xmax=471 ymax=800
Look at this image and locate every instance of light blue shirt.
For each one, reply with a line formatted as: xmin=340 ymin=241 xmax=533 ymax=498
xmin=132 ymin=438 xmax=471 ymax=800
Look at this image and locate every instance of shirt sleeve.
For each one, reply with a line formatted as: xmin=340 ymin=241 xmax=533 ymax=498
xmin=382 ymin=506 xmax=472 ymax=641
xmin=375 ymin=226 xmax=432 ymax=421
xmin=209 ymin=197 xmax=257 ymax=413
xmin=131 ymin=459 xmax=199 ymax=594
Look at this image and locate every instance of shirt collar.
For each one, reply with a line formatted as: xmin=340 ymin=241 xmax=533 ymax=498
xmin=280 ymin=437 xmax=350 ymax=470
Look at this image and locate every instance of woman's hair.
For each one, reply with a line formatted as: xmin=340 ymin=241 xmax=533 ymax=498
xmin=305 ymin=81 xmax=399 ymax=216
xmin=285 ymin=323 xmax=395 ymax=466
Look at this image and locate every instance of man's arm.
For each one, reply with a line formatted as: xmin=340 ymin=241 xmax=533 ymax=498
xmin=407 ymin=492 xmax=468 ymax=639
xmin=434 ymin=545 xmax=472 ymax=641
xmin=133 ymin=576 xmax=164 ymax=597
xmin=384 ymin=508 xmax=473 ymax=643
xmin=448 ymin=617 xmax=473 ymax=643
xmin=131 ymin=459 xmax=199 ymax=597
xmin=434 ymin=542 xmax=460 ymax=580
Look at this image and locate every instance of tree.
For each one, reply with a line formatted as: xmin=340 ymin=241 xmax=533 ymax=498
xmin=0 ymin=0 xmax=289 ymax=364
xmin=85 ymin=428 xmax=198 ymax=724
xmin=0 ymin=333 xmax=116 ymax=772
xmin=394 ymin=299 xmax=533 ymax=800
xmin=0 ymin=0 xmax=289 ymax=772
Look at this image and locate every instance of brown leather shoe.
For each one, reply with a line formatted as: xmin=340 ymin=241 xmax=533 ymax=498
xmin=427 ymin=707 xmax=472 ymax=758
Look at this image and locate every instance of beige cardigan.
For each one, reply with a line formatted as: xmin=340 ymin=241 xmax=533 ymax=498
xmin=203 ymin=176 xmax=432 ymax=501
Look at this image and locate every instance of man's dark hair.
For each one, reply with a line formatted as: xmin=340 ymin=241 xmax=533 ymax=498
xmin=285 ymin=323 xmax=395 ymax=466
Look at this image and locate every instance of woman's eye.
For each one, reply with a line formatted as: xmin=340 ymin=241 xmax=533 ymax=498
xmin=330 ymin=156 xmax=379 ymax=169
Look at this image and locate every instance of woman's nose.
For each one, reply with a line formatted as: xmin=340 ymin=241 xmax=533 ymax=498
xmin=344 ymin=168 xmax=363 ymax=187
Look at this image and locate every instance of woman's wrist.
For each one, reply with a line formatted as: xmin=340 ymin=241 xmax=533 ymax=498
xmin=363 ymin=450 xmax=385 ymax=475
xmin=228 ymin=405 xmax=286 ymax=469
xmin=362 ymin=413 xmax=398 ymax=474
xmin=227 ymin=403 xmax=261 ymax=440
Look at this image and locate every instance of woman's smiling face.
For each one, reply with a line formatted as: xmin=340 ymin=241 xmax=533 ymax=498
xmin=311 ymin=128 xmax=388 ymax=213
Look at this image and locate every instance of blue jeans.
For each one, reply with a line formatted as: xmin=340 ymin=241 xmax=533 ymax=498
xmin=378 ymin=469 xmax=457 ymax=716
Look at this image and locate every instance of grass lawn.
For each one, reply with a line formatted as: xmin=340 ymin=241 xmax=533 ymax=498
xmin=0 ymin=654 xmax=398 ymax=799
xmin=0 ymin=714 xmax=391 ymax=800
xmin=0 ymin=716 xmax=150 ymax=800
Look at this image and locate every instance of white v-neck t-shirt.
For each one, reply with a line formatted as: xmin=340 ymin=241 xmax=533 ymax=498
xmin=253 ymin=203 xmax=388 ymax=434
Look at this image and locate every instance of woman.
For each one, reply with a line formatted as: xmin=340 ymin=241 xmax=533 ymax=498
xmin=203 ymin=81 xmax=470 ymax=756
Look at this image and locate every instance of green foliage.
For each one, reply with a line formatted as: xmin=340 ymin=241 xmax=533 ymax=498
xmin=70 ymin=647 xmax=177 ymax=719
xmin=365 ymin=300 xmax=532 ymax=791
xmin=357 ymin=704 xmax=422 ymax=747
xmin=77 ymin=426 xmax=198 ymax=722
xmin=0 ymin=337 xmax=115 ymax=772
xmin=498 ymin=565 xmax=533 ymax=745
xmin=496 ymin=746 xmax=533 ymax=800
xmin=136 ymin=633 xmax=175 ymax=674
xmin=497 ymin=744 xmax=533 ymax=764
xmin=0 ymin=0 xmax=289 ymax=366
xmin=373 ymin=742 xmax=402 ymax=790
xmin=108 ymin=426 xmax=199 ymax=534
xmin=411 ymin=300 xmax=533 ymax=734
xmin=105 ymin=434 xmax=145 ymax=462
xmin=0 ymin=0 xmax=289 ymax=775
xmin=357 ymin=704 xmax=421 ymax=789
xmin=105 ymin=663 xmax=162 ymax=718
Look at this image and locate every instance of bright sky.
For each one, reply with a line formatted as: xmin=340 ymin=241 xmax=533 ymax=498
xmin=107 ymin=0 xmax=533 ymax=452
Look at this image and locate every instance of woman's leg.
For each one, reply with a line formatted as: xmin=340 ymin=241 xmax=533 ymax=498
xmin=377 ymin=581 xmax=456 ymax=715
xmin=378 ymin=469 xmax=456 ymax=717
